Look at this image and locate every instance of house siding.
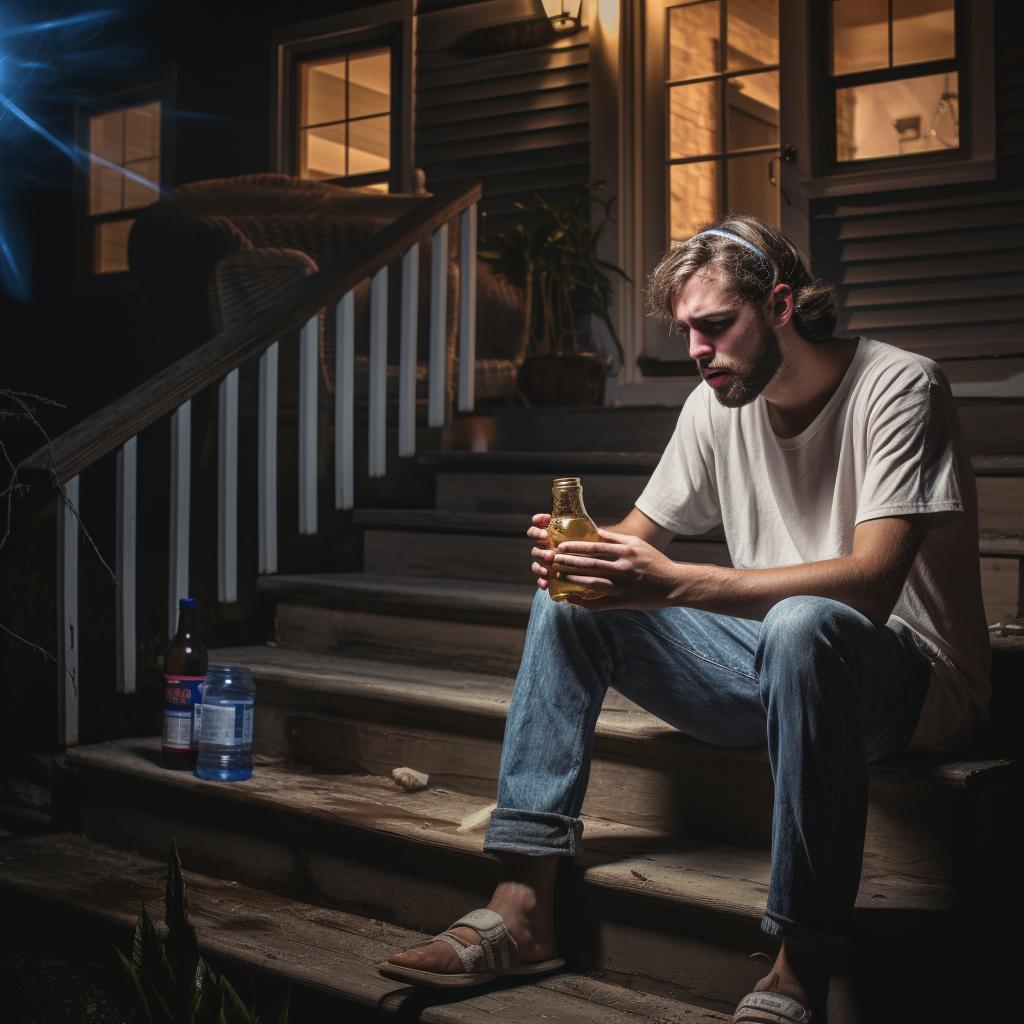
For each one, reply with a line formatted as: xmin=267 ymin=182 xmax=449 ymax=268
xmin=415 ymin=0 xmax=590 ymax=236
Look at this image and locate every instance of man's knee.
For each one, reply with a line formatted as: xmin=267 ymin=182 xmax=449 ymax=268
xmin=756 ymin=596 xmax=864 ymax=699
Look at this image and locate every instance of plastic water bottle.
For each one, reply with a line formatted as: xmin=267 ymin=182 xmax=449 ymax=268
xmin=194 ymin=666 xmax=255 ymax=782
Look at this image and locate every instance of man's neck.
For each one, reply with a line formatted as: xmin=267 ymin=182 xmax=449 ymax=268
xmin=762 ymin=334 xmax=860 ymax=440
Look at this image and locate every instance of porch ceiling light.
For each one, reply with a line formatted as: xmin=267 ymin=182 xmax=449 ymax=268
xmin=541 ymin=0 xmax=583 ymax=34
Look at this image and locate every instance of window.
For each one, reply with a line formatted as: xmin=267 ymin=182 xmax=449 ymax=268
xmin=297 ymin=46 xmax=391 ymax=188
xmin=829 ymin=0 xmax=960 ymax=165
xmin=666 ymin=0 xmax=781 ymax=242
xmin=87 ymin=101 xmax=161 ymax=273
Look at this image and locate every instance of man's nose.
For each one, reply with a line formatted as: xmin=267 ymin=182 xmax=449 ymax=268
xmin=688 ymin=331 xmax=714 ymax=361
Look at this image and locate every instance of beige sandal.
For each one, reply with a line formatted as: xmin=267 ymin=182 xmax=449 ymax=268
xmin=378 ymin=908 xmax=565 ymax=988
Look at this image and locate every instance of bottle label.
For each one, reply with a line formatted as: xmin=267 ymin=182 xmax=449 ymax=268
xmin=162 ymin=711 xmax=193 ymax=750
xmin=163 ymin=674 xmax=207 ymax=750
xmin=200 ymin=703 xmax=253 ymax=747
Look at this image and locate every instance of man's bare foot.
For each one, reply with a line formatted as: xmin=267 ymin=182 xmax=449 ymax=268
xmin=752 ymin=938 xmax=830 ymax=1021
xmin=386 ymin=856 xmax=558 ymax=975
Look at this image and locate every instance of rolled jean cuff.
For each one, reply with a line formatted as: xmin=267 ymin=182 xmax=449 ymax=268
xmin=761 ymin=911 xmax=847 ymax=945
xmin=483 ymin=808 xmax=584 ymax=857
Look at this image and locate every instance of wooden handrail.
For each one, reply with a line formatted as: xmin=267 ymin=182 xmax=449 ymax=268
xmin=22 ymin=180 xmax=483 ymax=486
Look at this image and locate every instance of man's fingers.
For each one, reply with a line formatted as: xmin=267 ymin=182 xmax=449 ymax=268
xmin=532 ymin=547 xmax=555 ymax=561
xmin=527 ymin=527 xmax=549 ymax=541
xmin=556 ymin=541 xmax=630 ymax=558
xmin=532 ymin=561 xmax=549 ymax=577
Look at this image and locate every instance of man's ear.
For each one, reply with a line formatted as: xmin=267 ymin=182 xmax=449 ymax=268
xmin=772 ymin=283 xmax=794 ymax=328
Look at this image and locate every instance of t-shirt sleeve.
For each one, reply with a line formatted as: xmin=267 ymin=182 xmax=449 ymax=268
xmin=635 ymin=388 xmax=722 ymax=535
xmin=856 ymin=376 xmax=963 ymax=528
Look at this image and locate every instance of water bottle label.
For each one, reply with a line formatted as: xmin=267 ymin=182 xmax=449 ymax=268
xmin=162 ymin=710 xmax=193 ymax=750
xmin=200 ymin=703 xmax=253 ymax=747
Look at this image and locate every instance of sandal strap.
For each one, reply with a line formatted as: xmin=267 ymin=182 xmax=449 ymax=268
xmin=442 ymin=908 xmax=520 ymax=973
xmin=733 ymin=991 xmax=811 ymax=1023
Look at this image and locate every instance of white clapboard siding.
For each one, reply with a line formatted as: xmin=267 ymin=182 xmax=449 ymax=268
xmin=416 ymin=1 xmax=589 ymax=233
xmin=814 ymin=187 xmax=1024 ymax=361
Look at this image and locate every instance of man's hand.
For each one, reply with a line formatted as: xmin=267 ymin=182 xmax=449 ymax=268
xmin=529 ymin=513 xmax=684 ymax=609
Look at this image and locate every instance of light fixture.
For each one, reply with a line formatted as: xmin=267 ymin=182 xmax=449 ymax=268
xmin=541 ymin=0 xmax=583 ymax=35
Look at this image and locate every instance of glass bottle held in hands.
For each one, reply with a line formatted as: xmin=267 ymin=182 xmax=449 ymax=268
xmin=547 ymin=477 xmax=604 ymax=602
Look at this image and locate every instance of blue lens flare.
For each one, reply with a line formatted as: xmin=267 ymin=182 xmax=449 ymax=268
xmin=0 ymin=2 xmax=157 ymax=302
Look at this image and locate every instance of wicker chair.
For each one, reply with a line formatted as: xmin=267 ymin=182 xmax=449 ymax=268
xmin=128 ymin=173 xmax=528 ymax=412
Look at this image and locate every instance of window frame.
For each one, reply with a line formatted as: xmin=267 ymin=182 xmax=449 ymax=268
xmin=663 ymin=0 xmax=782 ymax=242
xmin=74 ymin=78 xmax=174 ymax=289
xmin=820 ymin=0 xmax=968 ymax=175
xmin=273 ymin=2 xmax=414 ymax=194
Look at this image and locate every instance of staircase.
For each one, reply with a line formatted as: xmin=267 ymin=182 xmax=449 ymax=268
xmin=3 ymin=407 xmax=1021 ymax=1023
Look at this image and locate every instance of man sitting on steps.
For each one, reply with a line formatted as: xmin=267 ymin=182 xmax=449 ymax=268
xmin=379 ymin=216 xmax=991 ymax=1023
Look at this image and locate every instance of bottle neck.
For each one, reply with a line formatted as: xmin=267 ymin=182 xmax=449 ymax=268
xmin=551 ymin=485 xmax=588 ymax=518
xmin=176 ymin=607 xmax=197 ymax=638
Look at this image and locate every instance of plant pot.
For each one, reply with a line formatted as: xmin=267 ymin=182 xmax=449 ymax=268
xmin=519 ymin=352 xmax=610 ymax=407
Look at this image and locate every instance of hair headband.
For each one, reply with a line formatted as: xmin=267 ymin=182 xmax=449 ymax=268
xmin=693 ymin=228 xmax=774 ymax=275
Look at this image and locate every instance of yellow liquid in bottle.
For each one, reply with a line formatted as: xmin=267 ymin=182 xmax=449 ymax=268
xmin=547 ymin=516 xmax=604 ymax=602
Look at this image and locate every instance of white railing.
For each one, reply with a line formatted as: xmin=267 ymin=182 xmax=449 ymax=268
xmin=21 ymin=184 xmax=482 ymax=745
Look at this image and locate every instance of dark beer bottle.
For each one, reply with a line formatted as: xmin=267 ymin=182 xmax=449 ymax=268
xmin=161 ymin=598 xmax=208 ymax=770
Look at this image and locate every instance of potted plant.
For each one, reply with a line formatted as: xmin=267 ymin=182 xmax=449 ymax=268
xmin=479 ymin=185 xmax=628 ymax=406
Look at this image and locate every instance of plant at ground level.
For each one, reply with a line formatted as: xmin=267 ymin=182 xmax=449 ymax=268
xmin=479 ymin=184 xmax=629 ymax=367
xmin=102 ymin=841 xmax=289 ymax=1024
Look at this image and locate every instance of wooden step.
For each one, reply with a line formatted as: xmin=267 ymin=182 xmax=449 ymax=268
xmin=59 ymin=740 xmax=965 ymax=1021
xmin=257 ymin=573 xmax=534 ymax=675
xmin=353 ymin=510 xmax=732 ymax=583
xmin=0 ymin=832 xmax=731 ymax=1024
xmin=211 ymin=645 xmax=1017 ymax=883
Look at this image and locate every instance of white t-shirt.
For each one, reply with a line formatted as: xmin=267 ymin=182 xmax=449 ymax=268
xmin=636 ymin=338 xmax=991 ymax=753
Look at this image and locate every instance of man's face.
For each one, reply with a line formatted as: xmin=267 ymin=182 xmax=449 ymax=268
xmin=671 ymin=271 xmax=782 ymax=408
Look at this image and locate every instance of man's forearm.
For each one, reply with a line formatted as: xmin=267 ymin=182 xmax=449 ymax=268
xmin=669 ymin=556 xmax=899 ymax=627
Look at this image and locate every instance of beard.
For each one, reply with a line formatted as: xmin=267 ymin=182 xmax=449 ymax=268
xmin=704 ymin=312 xmax=783 ymax=408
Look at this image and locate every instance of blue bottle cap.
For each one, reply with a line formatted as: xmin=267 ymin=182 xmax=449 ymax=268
xmin=179 ymin=598 xmax=197 ymax=609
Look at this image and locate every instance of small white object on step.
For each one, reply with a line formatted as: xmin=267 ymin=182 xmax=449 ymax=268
xmin=392 ymin=767 xmax=429 ymax=792
xmin=457 ymin=801 xmax=497 ymax=833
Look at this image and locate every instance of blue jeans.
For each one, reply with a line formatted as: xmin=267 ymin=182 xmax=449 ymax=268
xmin=483 ymin=591 xmax=930 ymax=943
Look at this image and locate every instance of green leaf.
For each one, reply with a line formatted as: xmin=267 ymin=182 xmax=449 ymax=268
xmin=164 ymin=840 xmax=201 ymax=1006
xmin=257 ymin=989 xmax=290 ymax=1024
xmin=217 ymin=975 xmax=253 ymax=1024
xmin=116 ymin=947 xmax=155 ymax=1024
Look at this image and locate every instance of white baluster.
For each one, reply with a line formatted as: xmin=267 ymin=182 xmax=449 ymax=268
xmin=56 ymin=475 xmax=79 ymax=746
xmin=428 ymin=222 xmax=448 ymax=429
xmin=399 ymin=242 xmax=420 ymax=457
xmin=168 ymin=401 xmax=191 ymax=639
xmin=298 ymin=315 xmax=319 ymax=534
xmin=116 ymin=438 xmax=137 ymax=694
xmin=258 ymin=342 xmax=279 ymax=573
xmin=218 ymin=369 xmax=239 ymax=602
xmin=459 ymin=203 xmax=477 ymax=412
xmin=335 ymin=291 xmax=355 ymax=510
xmin=369 ymin=266 xmax=388 ymax=478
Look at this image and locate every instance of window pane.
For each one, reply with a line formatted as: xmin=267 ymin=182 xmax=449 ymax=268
xmin=90 ymin=160 xmax=123 ymax=215
xmin=123 ymin=157 xmax=161 ymax=209
xmin=123 ymin=102 xmax=160 ymax=162
xmin=831 ymin=0 xmax=888 ymax=76
xmin=668 ymin=2 xmax=720 ymax=80
xmin=348 ymin=47 xmax=390 ymax=118
xmin=727 ymin=70 xmax=779 ymax=150
xmin=94 ymin=219 xmax=133 ymax=274
xmin=670 ymin=81 xmax=720 ymax=157
xmin=301 ymin=57 xmax=347 ymax=128
xmin=727 ymin=151 xmax=780 ymax=227
xmin=727 ymin=0 xmax=778 ymax=70
xmin=670 ymin=160 xmax=720 ymax=243
xmin=893 ymin=0 xmax=955 ymax=66
xmin=348 ymin=115 xmax=390 ymax=174
xmin=835 ymin=71 xmax=959 ymax=161
xmin=300 ymin=123 xmax=347 ymax=179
